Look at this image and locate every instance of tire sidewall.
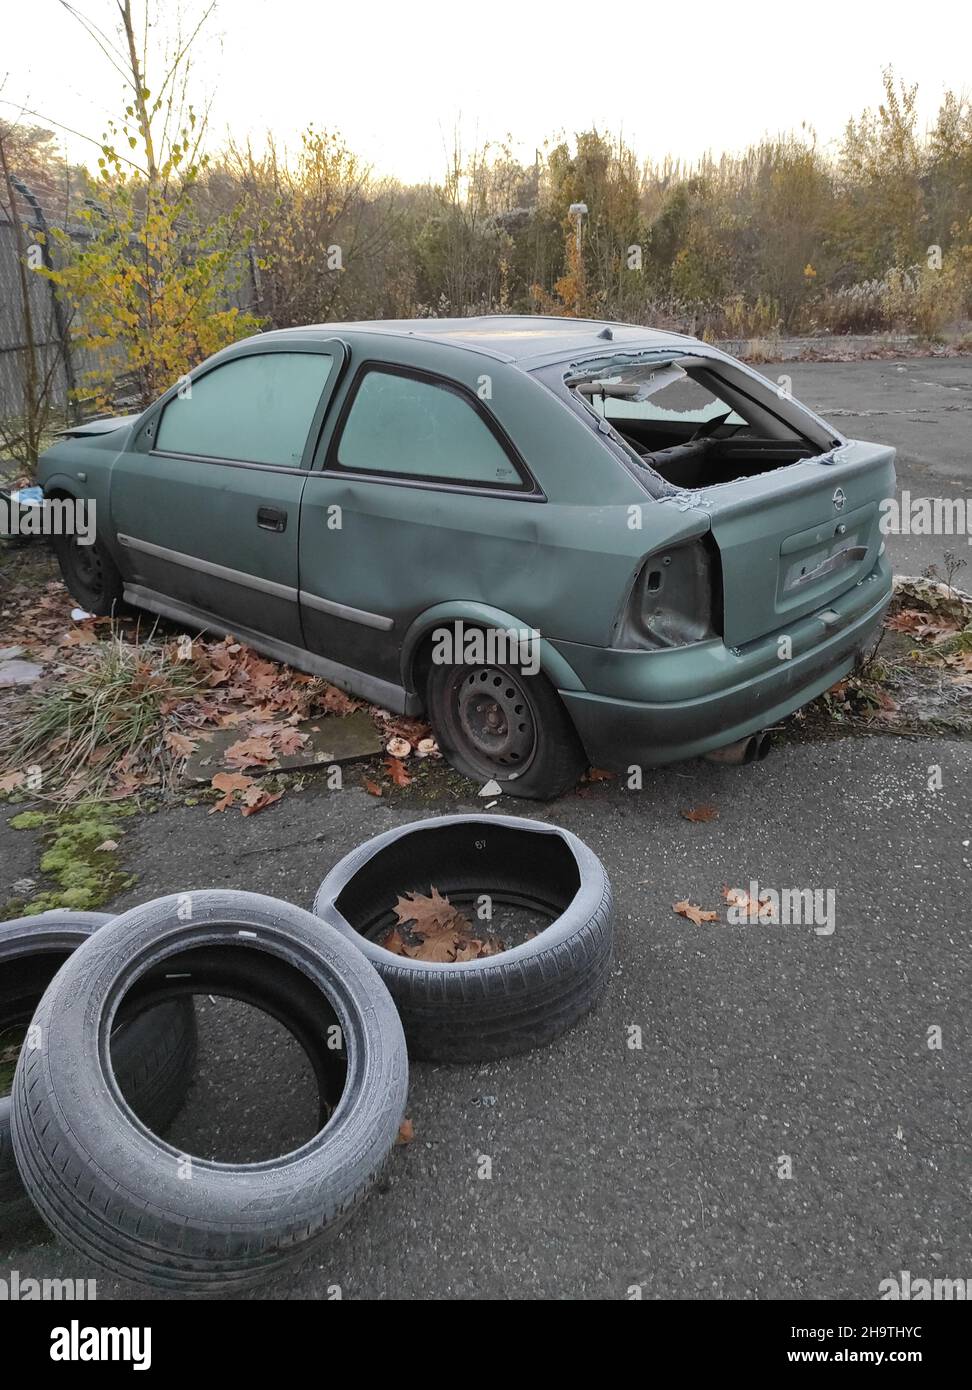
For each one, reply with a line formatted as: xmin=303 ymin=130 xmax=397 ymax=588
xmin=12 ymin=892 xmax=407 ymax=1237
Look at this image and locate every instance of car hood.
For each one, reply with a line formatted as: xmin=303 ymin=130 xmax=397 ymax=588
xmin=58 ymin=414 xmax=143 ymax=438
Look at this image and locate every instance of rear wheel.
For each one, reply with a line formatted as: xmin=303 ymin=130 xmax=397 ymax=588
xmin=53 ymin=532 xmax=124 ymax=616
xmin=427 ymin=659 xmax=586 ymax=799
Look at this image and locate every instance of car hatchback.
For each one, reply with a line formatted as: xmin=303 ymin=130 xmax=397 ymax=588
xmin=39 ymin=315 xmax=895 ymax=797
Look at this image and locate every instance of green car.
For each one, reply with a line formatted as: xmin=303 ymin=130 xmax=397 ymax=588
xmin=39 ymin=315 xmax=894 ymax=798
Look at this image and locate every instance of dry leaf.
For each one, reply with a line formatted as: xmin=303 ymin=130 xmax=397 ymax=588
xmin=165 ymin=731 xmax=198 ymax=758
xmin=381 ymin=927 xmax=411 ymax=955
xmin=397 ymin=1118 xmax=414 ymax=1145
xmin=321 ymin=686 xmax=360 ymax=715
xmin=211 ymin=770 xmax=253 ymax=794
xmin=241 ymin=789 xmax=283 ymax=817
xmin=363 ymin=778 xmax=383 ymax=797
xmin=673 ymin=899 xmax=720 ymax=925
xmin=404 ymin=931 xmax=461 ymax=962
xmin=384 ymin=755 xmax=411 ymax=787
xmin=680 ymin=803 xmax=719 ymax=823
xmin=224 ymin=736 xmax=276 ymax=768
xmin=723 ymin=886 xmax=778 ymax=921
xmin=0 ymin=771 xmax=25 ymax=793
xmin=61 ymin=626 xmax=96 ymax=646
xmin=395 ymin=886 xmax=468 ymax=934
xmin=94 ymin=839 xmax=118 ymax=852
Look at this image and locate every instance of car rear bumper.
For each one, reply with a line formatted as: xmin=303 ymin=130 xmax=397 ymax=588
xmin=555 ymin=557 xmax=892 ymax=769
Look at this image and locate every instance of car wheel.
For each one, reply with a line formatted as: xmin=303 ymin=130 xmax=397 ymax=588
xmin=0 ymin=911 xmax=196 ymax=1229
xmin=11 ymin=890 xmax=408 ymax=1294
xmin=426 ymin=657 xmax=586 ymax=799
xmin=313 ymin=814 xmax=614 ymax=1062
xmin=53 ymin=531 xmax=125 ymax=616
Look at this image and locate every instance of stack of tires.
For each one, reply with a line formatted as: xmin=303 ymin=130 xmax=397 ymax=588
xmin=3 ymin=815 xmax=612 ymax=1294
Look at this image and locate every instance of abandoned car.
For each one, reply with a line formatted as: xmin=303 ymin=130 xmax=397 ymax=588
xmin=39 ymin=315 xmax=895 ymax=797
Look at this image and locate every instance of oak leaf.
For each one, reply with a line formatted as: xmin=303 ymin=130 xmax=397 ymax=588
xmin=673 ymin=899 xmax=720 ymax=925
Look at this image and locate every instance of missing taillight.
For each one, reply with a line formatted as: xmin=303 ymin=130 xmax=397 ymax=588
xmin=616 ymin=538 xmax=722 ymax=649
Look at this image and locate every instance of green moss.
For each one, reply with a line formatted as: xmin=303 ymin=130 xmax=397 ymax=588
xmin=4 ymin=801 xmax=135 ymax=918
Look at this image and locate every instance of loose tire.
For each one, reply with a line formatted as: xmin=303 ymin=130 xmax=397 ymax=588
xmin=0 ymin=911 xmax=196 ymax=1227
xmin=313 ymin=814 xmax=613 ymax=1062
xmin=11 ymin=891 xmax=408 ymax=1294
xmin=53 ymin=530 xmax=125 ymax=616
xmin=426 ymin=658 xmax=586 ymax=799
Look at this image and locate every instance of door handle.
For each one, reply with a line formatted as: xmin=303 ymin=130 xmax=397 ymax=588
xmin=257 ymin=506 xmax=287 ymax=533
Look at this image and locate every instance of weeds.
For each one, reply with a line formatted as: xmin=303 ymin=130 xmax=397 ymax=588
xmin=4 ymin=628 xmax=201 ymax=801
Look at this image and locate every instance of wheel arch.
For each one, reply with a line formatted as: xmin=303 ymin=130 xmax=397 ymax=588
xmin=401 ymin=602 xmax=586 ymax=705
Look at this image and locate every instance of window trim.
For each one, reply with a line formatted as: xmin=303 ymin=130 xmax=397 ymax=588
xmin=144 ymin=343 xmax=346 ymax=472
xmin=322 ymin=361 xmax=544 ymax=497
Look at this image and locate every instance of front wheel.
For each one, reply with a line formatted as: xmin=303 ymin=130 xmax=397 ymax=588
xmin=53 ymin=533 xmax=124 ymax=616
xmin=426 ymin=659 xmax=586 ymax=799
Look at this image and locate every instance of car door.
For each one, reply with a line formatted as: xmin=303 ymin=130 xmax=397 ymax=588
xmin=109 ymin=343 xmax=345 ymax=646
xmin=298 ymin=362 xmax=539 ymax=688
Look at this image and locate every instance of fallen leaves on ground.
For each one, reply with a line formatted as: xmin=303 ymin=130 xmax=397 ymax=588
xmin=240 ymin=787 xmax=283 ymax=817
xmin=397 ymin=1118 xmax=415 ymax=1145
xmin=224 ymin=735 xmax=277 ymax=769
xmin=383 ymin=755 xmax=411 ymax=787
xmin=381 ymin=887 xmax=508 ymax=962
xmin=680 ymin=803 xmax=719 ymax=823
xmin=208 ymin=769 xmax=262 ymax=816
xmin=672 ymin=899 xmax=720 ymax=925
xmin=164 ymin=730 xmax=198 ymax=758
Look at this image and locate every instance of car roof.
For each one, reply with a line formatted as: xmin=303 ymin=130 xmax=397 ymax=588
xmin=254 ymin=315 xmax=697 ymax=366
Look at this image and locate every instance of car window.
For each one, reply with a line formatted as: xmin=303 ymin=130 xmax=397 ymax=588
xmin=335 ymin=369 xmax=523 ymax=487
xmin=156 ymin=352 xmax=334 ymax=466
xmin=589 ymin=365 xmax=746 ymax=426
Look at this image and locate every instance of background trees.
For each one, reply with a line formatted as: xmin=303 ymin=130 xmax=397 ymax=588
xmin=2 ymin=26 xmax=971 ymax=469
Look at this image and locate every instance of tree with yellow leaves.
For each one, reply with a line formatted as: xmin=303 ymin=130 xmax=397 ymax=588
xmin=42 ymin=1 xmax=262 ymax=413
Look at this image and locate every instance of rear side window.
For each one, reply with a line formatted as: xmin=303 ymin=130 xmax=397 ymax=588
xmin=335 ymin=368 xmax=524 ymax=487
xmin=156 ymin=352 xmax=334 ymax=466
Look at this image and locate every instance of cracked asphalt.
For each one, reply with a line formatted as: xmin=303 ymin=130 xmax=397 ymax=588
xmin=0 ymin=358 xmax=969 ymax=1300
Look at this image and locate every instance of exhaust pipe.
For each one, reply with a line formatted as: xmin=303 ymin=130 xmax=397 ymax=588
xmin=704 ymin=731 xmax=772 ymax=765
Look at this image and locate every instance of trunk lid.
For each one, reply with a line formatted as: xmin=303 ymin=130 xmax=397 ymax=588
xmin=682 ymin=441 xmax=895 ymax=648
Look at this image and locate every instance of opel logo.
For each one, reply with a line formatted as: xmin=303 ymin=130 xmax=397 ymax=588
xmin=833 ymin=487 xmax=846 ymax=512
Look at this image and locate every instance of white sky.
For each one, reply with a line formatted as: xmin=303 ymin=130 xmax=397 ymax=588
xmin=2 ymin=0 xmax=970 ymax=183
